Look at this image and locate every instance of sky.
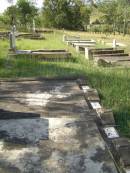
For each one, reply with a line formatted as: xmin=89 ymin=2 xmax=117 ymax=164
xmin=0 ymin=0 xmax=43 ymax=13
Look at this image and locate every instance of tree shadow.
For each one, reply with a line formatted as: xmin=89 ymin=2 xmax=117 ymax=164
xmin=0 ymin=109 xmax=49 ymax=145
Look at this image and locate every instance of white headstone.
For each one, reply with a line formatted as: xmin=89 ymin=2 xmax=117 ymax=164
xmin=90 ymin=102 xmax=101 ymax=109
xmin=63 ymin=34 xmax=66 ymax=42
xmin=33 ymin=19 xmax=36 ymax=33
xmin=113 ymin=39 xmax=117 ymax=48
xmin=85 ymin=47 xmax=91 ymax=59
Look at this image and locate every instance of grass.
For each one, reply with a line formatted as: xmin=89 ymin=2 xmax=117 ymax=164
xmin=0 ymin=30 xmax=130 ymax=137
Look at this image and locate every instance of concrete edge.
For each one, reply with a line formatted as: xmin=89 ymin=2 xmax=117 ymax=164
xmin=78 ymin=79 xmax=130 ymax=173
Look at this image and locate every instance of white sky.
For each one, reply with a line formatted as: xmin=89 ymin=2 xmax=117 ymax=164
xmin=0 ymin=0 xmax=43 ymax=13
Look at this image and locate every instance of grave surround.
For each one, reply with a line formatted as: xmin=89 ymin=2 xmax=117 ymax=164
xmin=0 ymin=77 xmax=120 ymax=173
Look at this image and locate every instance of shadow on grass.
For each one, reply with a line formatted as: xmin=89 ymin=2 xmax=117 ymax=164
xmin=0 ymin=57 xmax=85 ymax=78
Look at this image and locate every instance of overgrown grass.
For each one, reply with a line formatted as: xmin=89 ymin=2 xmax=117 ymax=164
xmin=0 ymin=31 xmax=130 ymax=137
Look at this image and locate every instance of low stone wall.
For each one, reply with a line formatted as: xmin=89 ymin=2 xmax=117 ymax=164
xmin=78 ymin=78 xmax=130 ymax=173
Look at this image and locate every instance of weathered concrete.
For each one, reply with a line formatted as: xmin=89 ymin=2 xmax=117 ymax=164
xmin=16 ymin=33 xmax=45 ymax=40
xmin=9 ymin=49 xmax=72 ymax=61
xmin=0 ymin=79 xmax=118 ymax=173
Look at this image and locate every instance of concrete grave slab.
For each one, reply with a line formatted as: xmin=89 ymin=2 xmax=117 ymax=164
xmin=0 ymin=79 xmax=118 ymax=173
xmin=9 ymin=49 xmax=72 ymax=61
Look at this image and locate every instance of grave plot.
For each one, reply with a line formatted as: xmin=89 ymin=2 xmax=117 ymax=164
xmin=0 ymin=78 xmax=119 ymax=173
xmin=63 ymin=34 xmax=80 ymax=42
xmin=63 ymin=34 xmax=96 ymax=46
xmin=35 ymin=29 xmax=54 ymax=33
xmin=66 ymin=40 xmax=96 ymax=46
xmin=9 ymin=49 xmax=72 ymax=62
xmin=85 ymin=48 xmax=130 ymax=66
xmin=0 ymin=31 xmax=10 ymax=39
xmin=74 ymin=43 xmax=96 ymax=53
xmin=16 ymin=32 xmax=45 ymax=40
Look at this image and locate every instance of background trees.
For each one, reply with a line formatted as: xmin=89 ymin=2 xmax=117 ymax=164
xmin=1 ymin=0 xmax=130 ymax=35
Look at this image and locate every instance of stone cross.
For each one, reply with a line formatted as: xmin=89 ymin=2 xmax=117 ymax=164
xmin=9 ymin=25 xmax=16 ymax=50
xmin=33 ymin=19 xmax=36 ymax=33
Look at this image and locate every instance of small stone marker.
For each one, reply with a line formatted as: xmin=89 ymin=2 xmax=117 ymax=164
xmin=90 ymin=102 xmax=101 ymax=109
xmin=85 ymin=47 xmax=90 ymax=59
xmin=32 ymin=19 xmax=36 ymax=33
xmin=81 ymin=86 xmax=90 ymax=93
xmin=63 ymin=34 xmax=66 ymax=42
xmin=76 ymin=45 xmax=80 ymax=52
xmin=113 ymin=39 xmax=117 ymax=48
xmin=103 ymin=127 xmax=119 ymax=139
xmin=97 ymin=108 xmax=115 ymax=125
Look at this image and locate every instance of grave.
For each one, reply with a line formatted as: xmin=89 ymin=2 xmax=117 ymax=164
xmin=106 ymin=39 xmax=127 ymax=48
xmin=66 ymin=39 xmax=96 ymax=46
xmin=0 ymin=31 xmax=10 ymax=39
xmin=16 ymin=32 xmax=45 ymax=40
xmin=111 ymin=137 xmax=130 ymax=172
xmin=85 ymin=48 xmax=130 ymax=66
xmin=63 ymin=34 xmax=80 ymax=42
xmin=9 ymin=49 xmax=72 ymax=61
xmin=35 ymin=29 xmax=54 ymax=33
xmin=0 ymin=78 xmax=119 ymax=173
xmin=9 ymin=33 xmax=71 ymax=61
xmin=75 ymin=43 xmax=96 ymax=52
xmin=16 ymin=20 xmax=45 ymax=40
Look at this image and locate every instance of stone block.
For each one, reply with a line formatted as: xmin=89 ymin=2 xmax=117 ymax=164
xmin=76 ymin=78 xmax=87 ymax=87
xmin=84 ymin=89 xmax=100 ymax=102
xmin=90 ymin=101 xmax=102 ymax=110
xmin=97 ymin=108 xmax=115 ymax=125
xmin=103 ymin=126 xmax=119 ymax=139
xmin=112 ymin=138 xmax=130 ymax=168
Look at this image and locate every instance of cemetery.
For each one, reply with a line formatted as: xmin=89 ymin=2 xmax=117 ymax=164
xmin=0 ymin=0 xmax=130 ymax=173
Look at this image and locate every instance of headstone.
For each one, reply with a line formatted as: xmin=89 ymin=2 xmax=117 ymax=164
xmin=113 ymin=39 xmax=117 ymax=48
xmin=85 ymin=47 xmax=91 ymax=59
xmin=9 ymin=25 xmax=16 ymax=50
xmin=32 ymin=19 xmax=36 ymax=33
xmin=76 ymin=45 xmax=80 ymax=52
xmin=63 ymin=34 xmax=66 ymax=42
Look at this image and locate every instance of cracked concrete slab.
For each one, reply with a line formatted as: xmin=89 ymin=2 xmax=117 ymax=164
xmin=0 ymin=79 xmax=118 ymax=173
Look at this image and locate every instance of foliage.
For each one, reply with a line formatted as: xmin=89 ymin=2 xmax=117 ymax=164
xmin=17 ymin=0 xmax=38 ymax=27
xmin=0 ymin=0 xmax=38 ymax=29
xmin=42 ymin=0 xmax=90 ymax=30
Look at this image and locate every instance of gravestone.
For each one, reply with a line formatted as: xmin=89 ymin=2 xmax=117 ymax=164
xmin=63 ymin=34 xmax=66 ymax=42
xmin=113 ymin=39 xmax=117 ymax=48
xmin=9 ymin=25 xmax=16 ymax=51
xmin=32 ymin=19 xmax=36 ymax=33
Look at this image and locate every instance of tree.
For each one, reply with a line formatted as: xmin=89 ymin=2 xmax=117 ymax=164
xmin=17 ymin=0 xmax=38 ymax=28
xmin=42 ymin=0 xmax=90 ymax=30
xmin=4 ymin=5 xmax=18 ymax=26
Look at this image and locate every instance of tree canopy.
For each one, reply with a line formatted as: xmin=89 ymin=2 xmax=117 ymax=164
xmin=1 ymin=0 xmax=130 ymax=35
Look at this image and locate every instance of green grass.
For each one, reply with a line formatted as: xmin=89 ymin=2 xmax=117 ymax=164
xmin=0 ymin=31 xmax=130 ymax=137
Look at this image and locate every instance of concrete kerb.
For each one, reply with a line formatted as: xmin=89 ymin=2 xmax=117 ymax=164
xmin=77 ymin=78 xmax=130 ymax=173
